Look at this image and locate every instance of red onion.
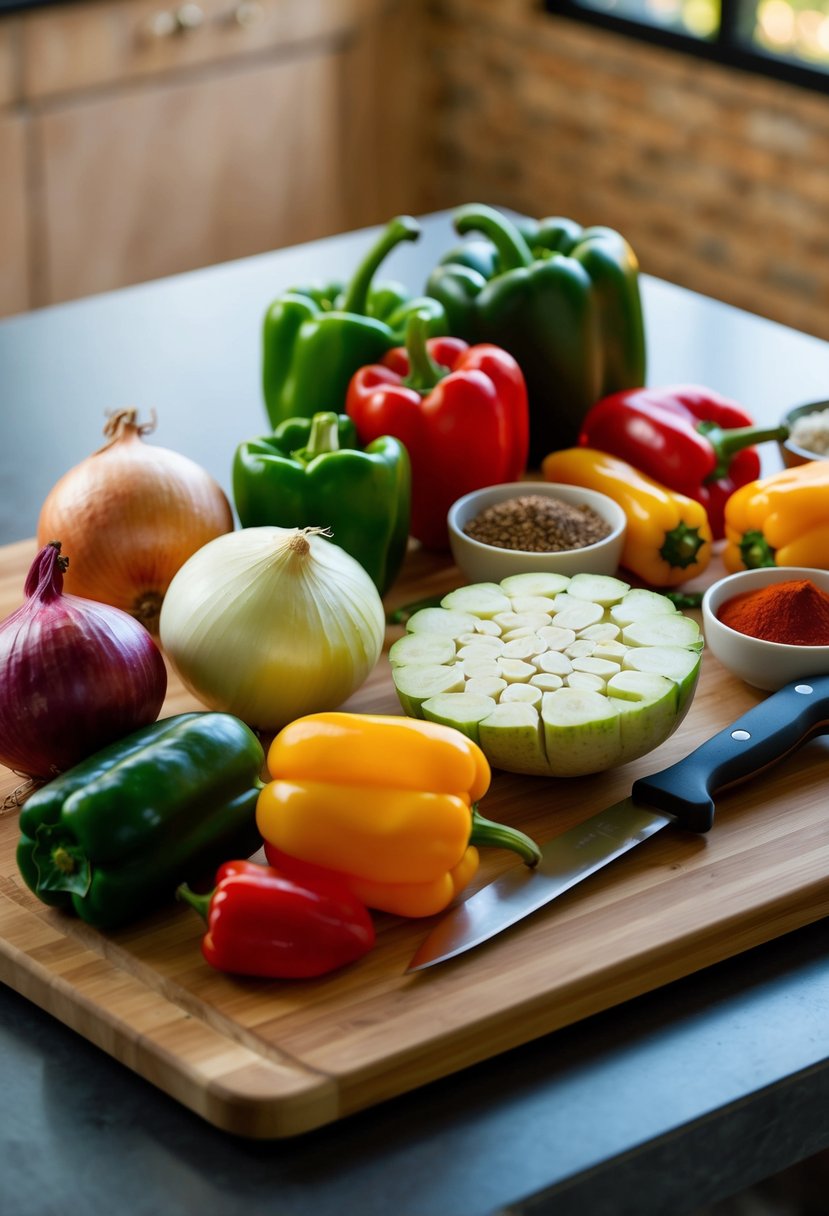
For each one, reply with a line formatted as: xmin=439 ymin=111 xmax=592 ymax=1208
xmin=0 ymin=541 xmax=167 ymax=780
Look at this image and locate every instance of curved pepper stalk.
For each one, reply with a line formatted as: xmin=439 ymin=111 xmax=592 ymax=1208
xmin=232 ymin=410 xmax=411 ymax=595
xmin=579 ymin=386 xmax=790 ymax=539
xmin=347 ymin=309 xmax=530 ymax=551
xmin=426 ymin=203 xmax=646 ymax=465
xmin=262 ymin=215 xmax=447 ymax=430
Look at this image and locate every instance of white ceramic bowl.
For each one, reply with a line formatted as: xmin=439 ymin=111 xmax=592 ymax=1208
xmin=701 ymin=566 xmax=829 ymax=691
xmin=447 ymin=480 xmax=627 ymax=584
xmin=780 ymin=399 xmax=829 ymax=468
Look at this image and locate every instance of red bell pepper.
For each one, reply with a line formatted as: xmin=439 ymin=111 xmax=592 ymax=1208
xmin=346 ymin=310 xmax=529 ymax=551
xmin=578 ymin=385 xmax=789 ymax=539
xmin=177 ymin=859 xmax=375 ymax=979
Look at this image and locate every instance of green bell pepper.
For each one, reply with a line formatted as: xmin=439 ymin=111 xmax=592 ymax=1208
xmin=232 ymin=411 xmax=411 ymax=596
xmin=262 ymin=215 xmax=447 ymax=430
xmin=16 ymin=712 xmax=264 ymax=930
xmin=426 ymin=203 xmax=647 ymax=465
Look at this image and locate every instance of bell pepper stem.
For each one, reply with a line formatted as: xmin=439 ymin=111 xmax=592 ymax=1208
xmin=31 ymin=823 xmax=92 ymax=897
xmin=453 ymin=203 xmax=535 ymax=272
xmin=470 ymin=807 xmax=541 ymax=867
xmin=697 ymin=420 xmax=791 ymax=482
xmin=386 ymin=593 xmax=444 ymax=625
xmin=291 ymin=411 xmax=342 ymax=463
xmin=177 ymin=883 xmax=213 ymax=922
xmin=403 ymin=312 xmax=448 ymax=393
xmin=659 ymin=521 xmax=706 ymax=570
xmin=666 ymin=590 xmax=703 ymax=610
xmin=739 ymin=529 xmax=777 ymax=569
xmin=340 ymin=216 xmax=421 ymax=315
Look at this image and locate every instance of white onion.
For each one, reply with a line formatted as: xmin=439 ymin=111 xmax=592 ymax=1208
xmin=0 ymin=541 xmax=167 ymax=780
xmin=159 ymin=527 xmax=385 ymax=731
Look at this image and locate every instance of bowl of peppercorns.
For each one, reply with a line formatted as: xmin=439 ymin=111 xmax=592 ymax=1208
xmin=447 ymin=480 xmax=627 ymax=583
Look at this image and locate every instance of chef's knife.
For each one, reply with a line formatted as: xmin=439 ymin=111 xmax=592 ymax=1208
xmin=406 ymin=675 xmax=829 ymax=973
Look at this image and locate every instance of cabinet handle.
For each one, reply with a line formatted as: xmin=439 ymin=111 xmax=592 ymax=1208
xmin=233 ymin=1 xmax=264 ymax=26
xmin=143 ymin=3 xmax=204 ymax=38
xmin=143 ymin=9 xmax=178 ymax=38
xmin=175 ymin=3 xmax=205 ymax=30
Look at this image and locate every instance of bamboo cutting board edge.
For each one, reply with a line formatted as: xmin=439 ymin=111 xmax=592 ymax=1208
xmin=0 ymin=883 xmax=341 ymax=1139
xmin=0 ymin=538 xmax=827 ymax=1138
xmin=1 ymin=858 xmax=826 ymax=1139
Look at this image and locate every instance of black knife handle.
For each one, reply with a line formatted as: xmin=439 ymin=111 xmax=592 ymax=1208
xmin=631 ymin=674 xmax=829 ymax=832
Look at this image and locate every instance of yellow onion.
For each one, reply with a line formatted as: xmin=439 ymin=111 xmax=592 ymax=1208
xmin=159 ymin=527 xmax=385 ymax=732
xmin=36 ymin=409 xmax=233 ymax=632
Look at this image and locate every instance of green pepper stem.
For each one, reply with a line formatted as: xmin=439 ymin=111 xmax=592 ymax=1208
xmin=697 ymin=421 xmax=790 ymax=482
xmin=403 ymin=312 xmax=448 ymax=393
xmin=666 ymin=590 xmax=704 ymax=610
xmin=659 ymin=522 xmax=706 ymax=570
xmin=386 ymin=592 xmax=444 ymax=625
xmin=470 ymin=807 xmax=541 ymax=867
xmin=176 ymin=883 xmax=213 ymax=922
xmin=739 ymin=529 xmax=777 ymax=568
xmin=292 ymin=412 xmax=342 ymax=464
xmin=453 ymin=204 xmax=534 ymax=272
xmin=340 ymin=216 xmax=421 ymax=315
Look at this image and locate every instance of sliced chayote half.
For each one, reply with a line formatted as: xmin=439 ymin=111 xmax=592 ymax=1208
xmin=389 ymin=572 xmax=703 ymax=777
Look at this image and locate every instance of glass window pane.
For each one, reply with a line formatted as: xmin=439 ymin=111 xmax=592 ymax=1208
xmin=741 ymin=0 xmax=829 ymax=70
xmin=571 ymin=0 xmax=720 ymax=39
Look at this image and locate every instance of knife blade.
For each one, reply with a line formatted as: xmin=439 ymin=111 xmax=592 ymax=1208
xmin=406 ymin=674 xmax=829 ymax=973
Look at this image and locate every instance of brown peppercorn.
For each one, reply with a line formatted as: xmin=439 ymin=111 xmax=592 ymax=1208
xmin=463 ymin=494 xmax=612 ymax=552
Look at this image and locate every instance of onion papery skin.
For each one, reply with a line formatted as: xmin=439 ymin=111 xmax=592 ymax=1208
xmin=159 ymin=527 xmax=385 ymax=733
xmin=36 ymin=410 xmax=234 ymax=632
xmin=0 ymin=543 xmax=168 ymax=780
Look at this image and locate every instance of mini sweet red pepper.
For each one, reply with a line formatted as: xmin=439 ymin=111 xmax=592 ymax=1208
xmin=578 ymin=385 xmax=789 ymax=538
xmin=346 ymin=310 xmax=529 ymax=551
xmin=177 ymin=860 xmax=375 ymax=979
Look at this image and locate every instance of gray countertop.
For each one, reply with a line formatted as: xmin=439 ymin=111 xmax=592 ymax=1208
xmin=1 ymin=212 xmax=828 ymax=1216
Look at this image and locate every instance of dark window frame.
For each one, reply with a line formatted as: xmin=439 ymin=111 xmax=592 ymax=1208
xmin=544 ymin=0 xmax=829 ymax=93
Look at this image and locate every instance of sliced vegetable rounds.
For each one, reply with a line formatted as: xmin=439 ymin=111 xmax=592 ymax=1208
xmin=390 ymin=572 xmax=703 ymax=777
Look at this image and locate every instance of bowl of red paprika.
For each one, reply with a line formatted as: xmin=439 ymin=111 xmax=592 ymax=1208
xmin=701 ymin=566 xmax=829 ymax=690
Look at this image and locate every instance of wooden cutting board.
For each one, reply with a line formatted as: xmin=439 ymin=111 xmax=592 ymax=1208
xmin=0 ymin=537 xmax=827 ymax=1139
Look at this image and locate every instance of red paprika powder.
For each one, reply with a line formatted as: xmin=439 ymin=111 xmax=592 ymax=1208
xmin=718 ymin=578 xmax=829 ymax=645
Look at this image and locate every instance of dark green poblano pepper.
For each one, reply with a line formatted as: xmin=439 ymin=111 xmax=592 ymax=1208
xmin=16 ymin=712 xmax=264 ymax=930
xmin=426 ymin=203 xmax=647 ymax=465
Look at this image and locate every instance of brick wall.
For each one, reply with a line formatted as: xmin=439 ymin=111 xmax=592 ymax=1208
xmin=419 ymin=0 xmax=829 ymax=340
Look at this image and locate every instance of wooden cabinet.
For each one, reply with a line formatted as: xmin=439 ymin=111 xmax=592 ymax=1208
xmin=0 ymin=0 xmax=423 ymax=315
xmin=0 ymin=113 xmax=29 ymax=315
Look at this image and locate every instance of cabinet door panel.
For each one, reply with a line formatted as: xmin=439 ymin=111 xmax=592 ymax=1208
xmin=0 ymin=114 xmax=30 ymax=317
xmin=34 ymin=52 xmax=344 ymax=303
xmin=21 ymin=0 xmax=382 ymax=99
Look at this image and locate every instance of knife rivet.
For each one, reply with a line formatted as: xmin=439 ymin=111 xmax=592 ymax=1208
xmin=731 ymin=729 xmax=751 ymax=741
xmin=795 ymin=684 xmax=813 ymax=694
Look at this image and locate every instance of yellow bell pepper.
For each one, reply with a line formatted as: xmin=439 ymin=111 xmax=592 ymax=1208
xmin=723 ymin=460 xmax=829 ymax=571
xmin=256 ymin=712 xmax=540 ymax=918
xmin=541 ymin=447 xmax=713 ymax=587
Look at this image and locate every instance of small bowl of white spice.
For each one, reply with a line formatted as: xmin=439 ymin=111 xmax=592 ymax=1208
xmin=780 ymin=399 xmax=829 ymax=467
xmin=447 ymin=481 xmax=627 ymax=583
